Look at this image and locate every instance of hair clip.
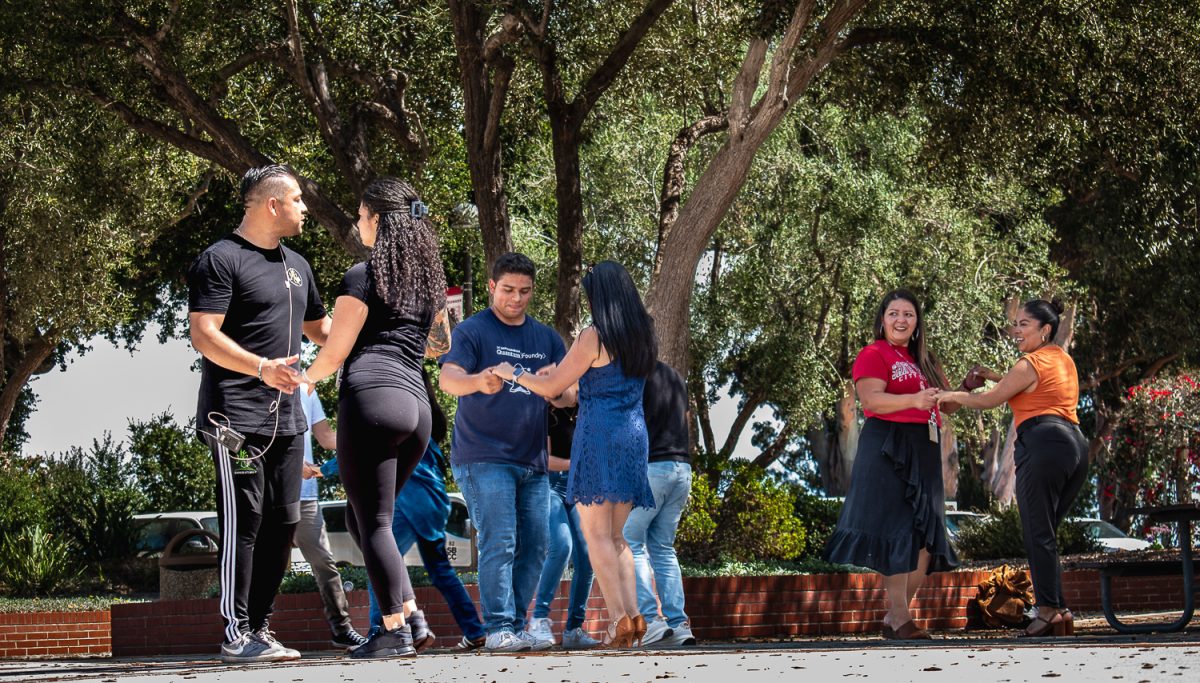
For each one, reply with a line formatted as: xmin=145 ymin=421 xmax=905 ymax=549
xmin=410 ymin=200 xmax=428 ymax=219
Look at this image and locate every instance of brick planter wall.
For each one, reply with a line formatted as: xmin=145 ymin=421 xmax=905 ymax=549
xmin=0 ymin=611 xmax=110 ymax=658
xmin=108 ymin=569 xmax=1200 ymax=656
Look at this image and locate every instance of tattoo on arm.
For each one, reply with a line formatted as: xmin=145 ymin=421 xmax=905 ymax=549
xmin=425 ymin=308 xmax=451 ymax=358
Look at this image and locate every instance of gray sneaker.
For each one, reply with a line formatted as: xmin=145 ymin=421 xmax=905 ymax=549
xmin=220 ymin=633 xmax=294 ymax=663
xmin=483 ymin=630 xmax=532 ymax=652
xmin=561 ymin=627 xmax=601 ymax=650
xmin=639 ymin=617 xmax=673 ymax=646
xmin=252 ymin=627 xmax=301 ymax=660
xmin=516 ymin=628 xmax=553 ymax=651
xmin=662 ymin=622 xmax=696 ymax=646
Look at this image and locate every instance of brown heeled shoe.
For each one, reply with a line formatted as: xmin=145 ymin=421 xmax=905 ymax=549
xmin=632 ymin=615 xmax=647 ymax=647
xmin=1059 ymin=608 xmax=1075 ymax=636
xmin=893 ymin=620 xmax=932 ymax=640
xmin=1020 ymin=612 xmax=1066 ymax=638
xmin=603 ymin=616 xmax=635 ymax=649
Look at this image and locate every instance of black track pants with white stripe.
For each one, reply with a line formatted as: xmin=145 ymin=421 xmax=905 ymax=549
xmin=206 ymin=431 xmax=303 ymax=644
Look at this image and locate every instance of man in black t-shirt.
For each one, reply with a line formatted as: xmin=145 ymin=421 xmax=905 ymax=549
xmin=187 ymin=165 xmax=331 ymax=663
xmin=623 ymin=361 xmax=697 ymax=647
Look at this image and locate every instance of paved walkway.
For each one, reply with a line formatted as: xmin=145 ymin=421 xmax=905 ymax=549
xmin=3 ymin=630 xmax=1198 ymax=683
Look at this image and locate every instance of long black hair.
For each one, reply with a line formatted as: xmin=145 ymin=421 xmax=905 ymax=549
xmin=360 ymin=177 xmax=446 ymax=317
xmin=872 ymin=289 xmax=947 ymax=390
xmin=582 ymin=261 xmax=657 ymax=378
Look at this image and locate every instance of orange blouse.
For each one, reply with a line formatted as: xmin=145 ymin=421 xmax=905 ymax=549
xmin=1008 ymin=345 xmax=1080 ymax=428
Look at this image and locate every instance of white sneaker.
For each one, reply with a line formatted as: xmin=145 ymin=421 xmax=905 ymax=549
xmin=516 ymin=628 xmax=553 ymax=651
xmin=662 ymin=622 xmax=696 ymax=646
xmin=526 ymin=617 xmax=554 ymax=644
xmin=219 ymin=633 xmax=292 ymax=663
xmin=639 ymin=617 xmax=673 ymax=646
xmin=484 ymin=630 xmax=532 ymax=652
xmin=252 ymin=628 xmax=301 ymax=660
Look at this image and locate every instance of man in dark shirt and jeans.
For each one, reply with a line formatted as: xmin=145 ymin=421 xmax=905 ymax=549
xmin=188 ymin=165 xmax=331 ymax=663
xmin=623 ymin=361 xmax=696 ymax=647
xmin=439 ymin=252 xmax=572 ymax=652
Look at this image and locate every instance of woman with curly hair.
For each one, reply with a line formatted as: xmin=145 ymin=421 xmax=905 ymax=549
xmin=303 ymin=177 xmax=451 ymax=658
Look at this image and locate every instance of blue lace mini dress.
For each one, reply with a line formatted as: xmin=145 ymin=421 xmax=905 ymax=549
xmin=566 ymin=362 xmax=655 ymax=509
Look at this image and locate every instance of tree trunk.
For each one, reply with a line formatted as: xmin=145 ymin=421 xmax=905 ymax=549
xmin=0 ymin=336 xmax=55 ymax=449
xmin=548 ymin=114 xmax=584 ymax=342
xmin=811 ymin=380 xmax=861 ymax=496
xmin=447 ymin=0 xmax=514 ymax=271
xmin=940 ymin=423 xmax=959 ymax=501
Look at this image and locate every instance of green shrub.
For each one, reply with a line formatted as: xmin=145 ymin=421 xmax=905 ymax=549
xmin=677 ymin=462 xmax=806 ymax=563
xmin=41 ymin=435 xmax=147 ymax=564
xmin=128 ymin=413 xmax=215 ymax=512
xmin=954 ymin=502 xmax=1100 ymax=560
xmin=0 ymin=526 xmax=82 ymax=597
xmin=791 ymin=488 xmax=842 ymax=559
xmin=0 ymin=456 xmax=47 ymax=540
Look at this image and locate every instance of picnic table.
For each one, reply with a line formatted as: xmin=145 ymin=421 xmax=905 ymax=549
xmin=1072 ymin=503 xmax=1197 ymax=634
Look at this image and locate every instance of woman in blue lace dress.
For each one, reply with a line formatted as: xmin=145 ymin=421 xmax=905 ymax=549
xmin=492 ymin=260 xmax=656 ymax=648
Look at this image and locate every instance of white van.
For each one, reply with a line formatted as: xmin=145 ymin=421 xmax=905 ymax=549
xmin=289 ymin=493 xmax=475 ymax=569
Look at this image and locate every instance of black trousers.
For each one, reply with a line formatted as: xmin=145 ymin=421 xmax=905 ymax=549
xmin=337 ymin=385 xmax=431 ymax=618
xmin=1014 ymin=416 xmax=1089 ymax=608
xmin=206 ymin=431 xmax=303 ymax=644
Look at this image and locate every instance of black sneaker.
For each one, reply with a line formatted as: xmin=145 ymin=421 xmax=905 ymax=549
xmin=407 ymin=609 xmax=436 ymax=652
xmin=331 ymin=629 xmax=369 ymax=650
xmin=349 ymin=624 xmax=417 ymax=659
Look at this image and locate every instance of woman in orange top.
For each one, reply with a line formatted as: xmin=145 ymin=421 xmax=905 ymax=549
xmin=938 ymin=299 xmax=1087 ymax=638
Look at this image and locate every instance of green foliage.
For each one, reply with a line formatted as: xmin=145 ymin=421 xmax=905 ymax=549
xmin=954 ymin=503 xmax=1099 ymax=561
xmin=790 ymin=488 xmax=842 ymax=560
xmin=0 ymin=525 xmax=82 ymax=597
xmin=0 ymin=595 xmax=147 ymax=613
xmin=0 ymin=455 xmax=46 ymax=540
xmin=679 ymin=556 xmax=858 ymax=578
xmin=40 ymin=435 xmax=148 ymax=565
xmin=128 ymin=412 xmax=215 ymax=512
xmin=677 ymin=462 xmax=806 ymax=563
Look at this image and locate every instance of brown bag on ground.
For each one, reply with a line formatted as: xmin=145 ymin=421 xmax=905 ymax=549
xmin=974 ymin=564 xmax=1034 ymax=628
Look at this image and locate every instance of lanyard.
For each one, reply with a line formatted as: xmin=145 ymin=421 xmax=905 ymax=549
xmin=891 ymin=344 xmax=940 ymax=427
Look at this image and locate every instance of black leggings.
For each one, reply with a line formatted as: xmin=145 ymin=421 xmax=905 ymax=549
xmin=336 ymin=385 xmax=432 ymax=618
xmin=1014 ymin=416 xmax=1089 ymax=609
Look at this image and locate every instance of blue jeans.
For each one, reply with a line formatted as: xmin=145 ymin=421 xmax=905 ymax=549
xmin=623 ymin=461 xmax=692 ymax=627
xmin=452 ymin=461 xmax=549 ymax=634
xmin=367 ymin=507 xmax=486 ymax=641
xmin=533 ymin=472 xmax=594 ymax=630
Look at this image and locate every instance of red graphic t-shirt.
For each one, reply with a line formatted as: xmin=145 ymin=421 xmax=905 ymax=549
xmin=851 ymin=339 xmax=940 ymax=425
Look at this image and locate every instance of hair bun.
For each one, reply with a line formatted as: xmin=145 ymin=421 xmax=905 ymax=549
xmin=1049 ymin=297 xmax=1065 ymax=316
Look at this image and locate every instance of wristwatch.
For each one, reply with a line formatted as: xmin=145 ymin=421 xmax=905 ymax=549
xmin=511 ymin=366 xmax=525 ymax=382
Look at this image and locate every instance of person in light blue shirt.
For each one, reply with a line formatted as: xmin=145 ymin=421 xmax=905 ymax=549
xmin=295 ymin=386 xmax=366 ymax=650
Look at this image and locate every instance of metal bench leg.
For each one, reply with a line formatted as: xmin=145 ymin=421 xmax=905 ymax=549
xmin=1099 ymin=523 xmax=1195 ymax=634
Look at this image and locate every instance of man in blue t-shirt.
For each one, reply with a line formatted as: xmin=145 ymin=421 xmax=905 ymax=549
xmin=439 ymin=252 xmax=573 ymax=653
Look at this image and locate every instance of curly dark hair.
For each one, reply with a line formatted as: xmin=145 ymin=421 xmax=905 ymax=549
xmin=361 ymin=177 xmax=446 ymax=316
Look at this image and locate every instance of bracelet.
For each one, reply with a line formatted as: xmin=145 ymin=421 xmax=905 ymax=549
xmin=256 ymin=357 xmax=267 ymax=381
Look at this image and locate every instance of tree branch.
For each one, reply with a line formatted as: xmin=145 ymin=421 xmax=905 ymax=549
xmin=782 ymin=0 xmax=872 ymax=104
xmin=210 ymin=45 xmax=289 ymax=102
xmin=718 ymin=390 xmax=766 ymax=459
xmin=152 ymin=0 xmax=183 ymax=44
xmin=167 ymin=169 xmax=216 ymax=227
xmin=483 ymin=13 xmax=525 ymax=62
xmin=483 ymin=55 xmax=515 ymax=157
xmin=573 ymin=0 xmax=675 ymax=119
xmin=729 ymin=38 xmax=767 ymax=138
xmin=763 ymin=0 xmax=816 ymax=109
xmin=655 ymin=113 xmax=728 ymax=275
xmin=751 ymin=423 xmax=797 ymax=470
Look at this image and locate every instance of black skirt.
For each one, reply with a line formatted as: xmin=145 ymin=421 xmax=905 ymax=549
xmin=823 ymin=418 xmax=958 ymax=576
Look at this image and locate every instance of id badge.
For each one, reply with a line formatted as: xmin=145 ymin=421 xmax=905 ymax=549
xmin=928 ymin=415 xmax=940 ymax=444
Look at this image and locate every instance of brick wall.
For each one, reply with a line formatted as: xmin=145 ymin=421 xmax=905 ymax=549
xmin=0 ymin=611 xmax=110 ymax=658
xmin=108 ymin=569 xmax=1200 ymax=656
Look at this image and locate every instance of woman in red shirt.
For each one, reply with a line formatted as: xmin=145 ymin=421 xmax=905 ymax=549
xmin=937 ymin=299 xmax=1086 ymax=637
xmin=825 ymin=290 xmax=959 ymax=640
